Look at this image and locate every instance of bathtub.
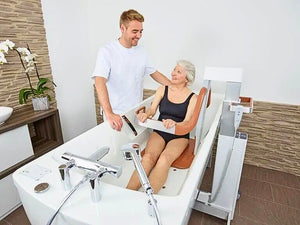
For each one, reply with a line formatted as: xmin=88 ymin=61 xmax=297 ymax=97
xmin=13 ymin=92 xmax=224 ymax=225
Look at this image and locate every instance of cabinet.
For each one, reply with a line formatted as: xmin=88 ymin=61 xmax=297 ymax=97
xmin=0 ymin=107 xmax=63 ymax=219
xmin=0 ymin=125 xmax=34 ymax=172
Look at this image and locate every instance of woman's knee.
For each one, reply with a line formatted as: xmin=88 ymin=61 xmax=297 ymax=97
xmin=155 ymin=153 xmax=174 ymax=168
xmin=142 ymin=153 xmax=159 ymax=165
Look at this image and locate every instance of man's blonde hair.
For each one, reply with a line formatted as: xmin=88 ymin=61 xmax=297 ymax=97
xmin=120 ymin=9 xmax=144 ymax=28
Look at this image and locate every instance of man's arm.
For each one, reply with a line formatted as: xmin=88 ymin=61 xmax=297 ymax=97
xmin=150 ymin=71 xmax=171 ymax=86
xmin=95 ymin=77 xmax=123 ymax=131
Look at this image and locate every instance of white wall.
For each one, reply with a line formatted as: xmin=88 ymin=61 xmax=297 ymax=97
xmin=87 ymin=0 xmax=300 ymax=104
xmin=41 ymin=0 xmax=96 ymax=141
xmin=42 ymin=0 xmax=300 ymax=141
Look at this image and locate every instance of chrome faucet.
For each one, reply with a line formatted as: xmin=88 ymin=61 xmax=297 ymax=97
xmin=58 ymin=146 xmax=111 ymax=192
xmin=61 ymin=152 xmax=122 ymax=177
xmin=48 ymin=148 xmax=122 ymax=225
xmin=121 ymin=143 xmax=162 ymax=225
xmin=61 ymin=151 xmax=121 ymax=201
xmin=60 ymin=147 xmax=121 ymax=200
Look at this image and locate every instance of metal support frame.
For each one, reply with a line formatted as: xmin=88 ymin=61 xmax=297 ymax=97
xmin=193 ymin=67 xmax=252 ymax=224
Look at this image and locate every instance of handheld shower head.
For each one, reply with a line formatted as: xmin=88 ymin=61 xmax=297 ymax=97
xmin=120 ymin=142 xmax=162 ymax=224
xmin=121 ymin=143 xmax=141 ymax=160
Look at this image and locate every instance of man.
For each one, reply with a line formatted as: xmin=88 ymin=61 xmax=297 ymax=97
xmin=92 ymin=9 xmax=170 ymax=131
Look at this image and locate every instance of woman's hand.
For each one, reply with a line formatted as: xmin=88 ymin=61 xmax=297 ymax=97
xmin=136 ymin=112 xmax=148 ymax=123
xmin=162 ymin=119 xmax=176 ymax=129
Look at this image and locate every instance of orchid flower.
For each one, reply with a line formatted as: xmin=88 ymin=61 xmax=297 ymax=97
xmin=0 ymin=42 xmax=9 ymax=53
xmin=25 ymin=66 xmax=35 ymax=73
xmin=24 ymin=53 xmax=37 ymax=63
xmin=0 ymin=52 xmax=7 ymax=64
xmin=0 ymin=40 xmax=15 ymax=54
xmin=4 ymin=40 xmax=15 ymax=49
xmin=17 ymin=47 xmax=31 ymax=56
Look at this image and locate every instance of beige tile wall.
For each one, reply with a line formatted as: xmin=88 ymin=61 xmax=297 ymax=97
xmin=0 ymin=0 xmax=56 ymax=110
xmin=239 ymin=101 xmax=300 ymax=176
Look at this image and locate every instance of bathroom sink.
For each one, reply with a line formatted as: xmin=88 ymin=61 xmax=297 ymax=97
xmin=0 ymin=106 xmax=13 ymax=126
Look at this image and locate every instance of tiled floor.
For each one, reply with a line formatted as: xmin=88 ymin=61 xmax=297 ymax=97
xmin=1 ymin=163 xmax=299 ymax=225
xmin=188 ymin=163 xmax=300 ymax=225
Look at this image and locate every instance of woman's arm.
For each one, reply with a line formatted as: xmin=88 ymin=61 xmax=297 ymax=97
xmin=137 ymin=86 xmax=165 ymax=122
xmin=178 ymin=94 xmax=198 ymax=125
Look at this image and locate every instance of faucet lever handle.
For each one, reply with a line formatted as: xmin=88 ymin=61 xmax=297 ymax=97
xmin=89 ymin=146 xmax=110 ymax=162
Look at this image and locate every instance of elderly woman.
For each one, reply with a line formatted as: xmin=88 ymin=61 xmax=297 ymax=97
xmin=126 ymin=60 xmax=197 ymax=193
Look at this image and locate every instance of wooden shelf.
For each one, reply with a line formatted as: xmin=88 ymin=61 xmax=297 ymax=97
xmin=0 ymin=106 xmax=63 ymax=179
xmin=0 ymin=106 xmax=60 ymax=134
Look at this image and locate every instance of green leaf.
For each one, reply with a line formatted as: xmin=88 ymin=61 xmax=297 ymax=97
xmin=23 ymin=91 xmax=33 ymax=103
xmin=19 ymin=77 xmax=54 ymax=105
xmin=19 ymin=89 xmax=26 ymax=104
xmin=37 ymin=78 xmax=50 ymax=91
xmin=19 ymin=88 xmax=34 ymax=104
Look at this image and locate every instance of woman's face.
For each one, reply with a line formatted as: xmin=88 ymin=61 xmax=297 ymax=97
xmin=171 ymin=64 xmax=188 ymax=84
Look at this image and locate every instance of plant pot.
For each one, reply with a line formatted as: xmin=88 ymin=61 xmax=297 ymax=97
xmin=32 ymin=96 xmax=50 ymax=111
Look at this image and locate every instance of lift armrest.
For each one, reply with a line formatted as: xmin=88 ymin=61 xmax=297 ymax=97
xmin=229 ymin=96 xmax=253 ymax=113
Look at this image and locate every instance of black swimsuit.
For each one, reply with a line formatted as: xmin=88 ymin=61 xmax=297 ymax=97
xmin=154 ymin=86 xmax=195 ymax=144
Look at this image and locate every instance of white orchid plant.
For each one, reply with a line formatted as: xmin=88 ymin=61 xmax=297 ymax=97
xmin=0 ymin=39 xmax=55 ymax=105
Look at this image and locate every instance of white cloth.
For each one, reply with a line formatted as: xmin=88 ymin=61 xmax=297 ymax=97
xmin=92 ymin=40 xmax=156 ymax=114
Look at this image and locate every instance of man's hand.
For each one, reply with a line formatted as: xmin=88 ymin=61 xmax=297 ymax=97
xmin=162 ymin=119 xmax=176 ymax=129
xmin=106 ymin=113 xmax=123 ymax=131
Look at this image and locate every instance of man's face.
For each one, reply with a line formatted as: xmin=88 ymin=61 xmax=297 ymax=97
xmin=121 ymin=20 xmax=143 ymax=48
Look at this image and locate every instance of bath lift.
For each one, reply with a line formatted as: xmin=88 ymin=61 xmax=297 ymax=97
xmin=129 ymin=67 xmax=253 ymax=224
xmin=193 ymin=67 xmax=253 ymax=225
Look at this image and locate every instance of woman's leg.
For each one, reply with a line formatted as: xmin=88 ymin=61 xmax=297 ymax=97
xmin=126 ymin=132 xmax=166 ymax=190
xmin=148 ymin=138 xmax=188 ymax=193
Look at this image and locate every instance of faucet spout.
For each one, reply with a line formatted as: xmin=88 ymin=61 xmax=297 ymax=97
xmin=58 ymin=160 xmax=74 ymax=191
xmin=88 ymin=172 xmax=101 ymax=202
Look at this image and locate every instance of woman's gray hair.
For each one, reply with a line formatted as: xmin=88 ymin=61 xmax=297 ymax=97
xmin=177 ymin=60 xmax=195 ymax=85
